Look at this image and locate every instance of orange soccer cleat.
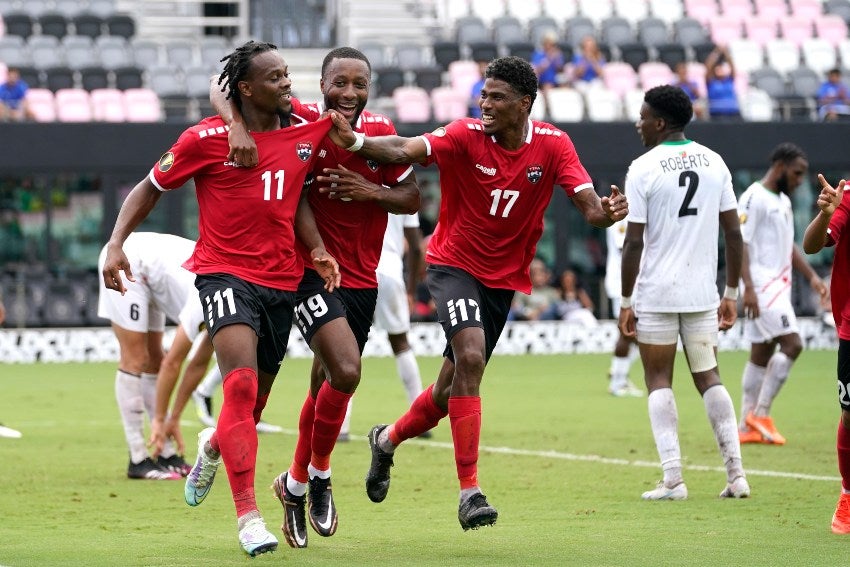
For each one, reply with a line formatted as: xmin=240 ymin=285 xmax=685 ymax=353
xmin=738 ymin=427 xmax=765 ymax=444
xmin=832 ymin=493 xmax=850 ymax=534
xmin=745 ymin=413 xmax=786 ymax=445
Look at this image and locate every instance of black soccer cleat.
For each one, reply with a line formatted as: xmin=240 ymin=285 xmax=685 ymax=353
xmin=458 ymin=492 xmax=498 ymax=531
xmin=366 ymin=424 xmax=394 ymax=503
xmin=307 ymin=475 xmax=338 ymax=537
xmin=157 ymin=454 xmax=191 ymax=477
xmin=272 ymin=473 xmax=308 ymax=548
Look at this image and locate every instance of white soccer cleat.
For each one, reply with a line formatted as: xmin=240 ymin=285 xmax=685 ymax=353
xmin=609 ymin=379 xmax=644 ymax=398
xmin=719 ymin=476 xmax=750 ymax=498
xmin=238 ymin=517 xmax=278 ymax=556
xmin=0 ymin=424 xmax=22 ymax=439
xmin=184 ymin=427 xmax=221 ymax=506
xmin=642 ymin=481 xmax=688 ymax=501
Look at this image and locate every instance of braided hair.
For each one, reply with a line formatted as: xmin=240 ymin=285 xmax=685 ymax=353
xmin=217 ymin=40 xmax=278 ymax=101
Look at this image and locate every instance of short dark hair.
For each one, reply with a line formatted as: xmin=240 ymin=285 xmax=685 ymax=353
xmin=769 ymin=142 xmax=807 ymax=165
xmin=644 ymin=85 xmax=693 ymax=130
xmin=321 ymin=47 xmax=371 ymax=78
xmin=217 ymin=40 xmax=278 ymax=101
xmin=485 ymin=56 xmax=538 ymax=106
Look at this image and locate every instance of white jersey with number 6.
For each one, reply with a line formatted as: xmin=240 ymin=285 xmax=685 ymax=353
xmin=625 ymin=140 xmax=738 ymax=313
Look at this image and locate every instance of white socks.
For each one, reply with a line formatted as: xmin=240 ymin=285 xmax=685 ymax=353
xmin=396 ymin=349 xmax=423 ymax=403
xmin=755 ymin=352 xmax=793 ymax=416
xmin=609 ymin=356 xmax=632 ymax=389
xmin=703 ymin=385 xmax=744 ymax=482
xmin=115 ymin=370 xmax=147 ymax=464
xmin=647 ymin=388 xmax=682 ymax=488
xmin=739 ymin=361 xmax=766 ymax=429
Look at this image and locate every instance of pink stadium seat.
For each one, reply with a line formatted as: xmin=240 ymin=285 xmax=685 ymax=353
xmin=710 ymin=16 xmax=745 ymax=46
xmin=447 ymin=60 xmax=481 ymax=101
xmin=90 ymin=88 xmax=126 ymax=121
xmin=685 ymin=62 xmax=708 ymax=98
xmin=601 ymin=62 xmax=638 ymax=97
xmin=0 ymin=62 xmax=7 ymax=83
xmin=684 ymin=0 xmax=720 ymax=24
xmin=753 ymin=0 xmax=789 ymax=22
xmin=24 ymin=88 xmax=57 ymax=122
xmin=743 ymin=16 xmax=780 ymax=47
xmin=788 ymin=0 xmax=823 ymax=21
xmin=392 ymin=86 xmax=431 ymax=123
xmin=55 ymin=88 xmax=93 ymax=122
xmin=123 ymin=88 xmax=162 ymax=122
xmin=814 ymin=15 xmax=848 ymax=47
xmin=637 ymin=61 xmax=675 ymax=89
xmin=430 ymin=86 xmax=469 ymax=123
xmin=583 ymin=86 xmax=623 ymax=121
xmin=779 ymin=17 xmax=815 ymax=47
xmin=718 ymin=0 xmax=753 ymax=22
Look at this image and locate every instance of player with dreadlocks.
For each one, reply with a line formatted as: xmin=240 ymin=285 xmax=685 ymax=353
xmin=101 ymin=41 xmax=340 ymax=557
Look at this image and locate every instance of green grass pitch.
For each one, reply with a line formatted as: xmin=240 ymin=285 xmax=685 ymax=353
xmin=0 ymin=350 xmax=845 ymax=566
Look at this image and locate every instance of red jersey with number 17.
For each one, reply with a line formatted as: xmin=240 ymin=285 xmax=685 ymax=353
xmin=827 ymin=189 xmax=850 ymax=340
xmin=292 ymin=101 xmax=414 ymax=288
xmin=149 ymin=115 xmax=331 ymax=291
xmin=421 ymin=118 xmax=594 ymax=294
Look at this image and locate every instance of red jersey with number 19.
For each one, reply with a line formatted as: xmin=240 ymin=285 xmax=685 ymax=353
xmin=149 ymin=115 xmax=332 ymax=291
xmin=421 ymin=118 xmax=593 ymax=293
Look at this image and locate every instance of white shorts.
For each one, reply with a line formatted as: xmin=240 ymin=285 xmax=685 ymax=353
xmin=373 ymin=271 xmax=410 ymax=335
xmin=178 ymin=293 xmax=205 ymax=342
xmin=744 ymin=297 xmax=799 ymax=343
xmin=635 ymin=310 xmax=718 ymax=346
xmin=97 ymin=277 xmax=166 ymax=333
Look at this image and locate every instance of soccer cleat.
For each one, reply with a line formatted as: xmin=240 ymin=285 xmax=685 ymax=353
xmin=832 ymin=493 xmax=850 ymax=534
xmin=255 ymin=421 xmax=283 ymax=434
xmin=719 ymin=476 xmax=750 ymax=498
xmin=366 ymin=424 xmax=394 ymax=503
xmin=609 ymin=379 xmax=644 ymax=398
xmin=191 ymin=390 xmax=216 ymax=428
xmin=458 ymin=492 xmax=498 ymax=531
xmin=641 ymin=481 xmax=688 ymax=500
xmin=745 ymin=412 xmax=786 ymax=445
xmin=738 ymin=427 xmax=765 ymax=444
xmin=0 ymin=424 xmax=22 ymax=439
xmin=157 ymin=454 xmax=192 ymax=477
xmin=127 ymin=457 xmax=181 ymax=480
xmin=307 ymin=475 xmax=338 ymax=537
xmin=238 ymin=517 xmax=278 ymax=557
xmin=272 ymin=473 xmax=308 ymax=548
xmin=184 ymin=427 xmax=221 ymax=506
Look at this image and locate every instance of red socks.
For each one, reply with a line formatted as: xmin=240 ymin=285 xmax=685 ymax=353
xmin=389 ymin=384 xmax=448 ymax=445
xmin=310 ymin=381 xmax=352 ymax=472
xmin=289 ymin=391 xmax=317 ymax=483
xmin=217 ymin=367 xmax=259 ymax=517
xmin=838 ymin=419 xmax=850 ymax=491
xmin=448 ymin=396 xmax=481 ymax=490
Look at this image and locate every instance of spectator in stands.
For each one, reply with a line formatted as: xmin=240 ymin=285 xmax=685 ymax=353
xmin=817 ymin=68 xmax=850 ymax=122
xmin=469 ymin=59 xmax=488 ymax=119
xmin=672 ymin=62 xmax=706 ymax=120
xmin=571 ymin=35 xmax=606 ymax=92
xmin=554 ymin=268 xmax=598 ymax=327
xmin=704 ymin=46 xmax=741 ymax=121
xmin=0 ymin=68 xmax=34 ymax=122
xmin=510 ymin=257 xmax=559 ymax=321
xmin=0 ymin=297 xmax=23 ymax=439
xmin=531 ymin=31 xmax=566 ymax=117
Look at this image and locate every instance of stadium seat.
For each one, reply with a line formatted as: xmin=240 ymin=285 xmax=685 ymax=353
xmin=43 ymin=65 xmax=75 ymax=92
xmin=564 ymin=16 xmax=596 ymax=47
xmin=673 ymin=17 xmax=709 ymax=47
xmin=753 ymin=0 xmax=789 ymax=22
xmin=691 ymin=41 xmax=717 ymax=64
xmin=432 ymin=40 xmax=461 ymax=71
xmin=29 ymin=35 xmax=65 ymax=69
xmin=788 ymin=65 xmax=822 ymax=97
xmin=71 ymin=12 xmax=105 ymax=39
xmin=655 ymin=42 xmax=687 ymax=69
xmin=637 ymin=17 xmax=670 ymax=48
xmin=728 ymin=39 xmax=765 ymax=74
xmin=684 ymin=0 xmax=720 ymax=24
xmin=740 ymin=87 xmax=776 ymax=121
xmin=578 ymin=0 xmax=615 ymax=24
xmin=16 ymin=66 xmax=42 ymax=90
xmin=814 ymin=15 xmax=848 ymax=47
xmin=709 ymin=17 xmax=745 ymax=46
xmin=529 ymin=90 xmax=547 ymax=120
xmin=392 ymin=86 xmax=431 ymax=122
xmin=2 ymin=11 xmax=35 ymax=38
xmin=164 ymin=39 xmax=199 ymax=69
xmin=685 ymin=61 xmax=708 ymax=97
xmin=469 ymin=41 xmax=498 ymax=63
xmin=130 ymin=38 xmax=163 ymax=68
xmin=583 ymin=86 xmax=623 ymax=121
xmin=638 ymin=61 xmax=675 ymax=89
xmin=749 ymin=66 xmax=788 ymax=98
xmin=24 ymin=88 xmax=57 ymax=121
xmin=600 ymin=61 xmax=638 ymax=97
xmin=53 ymin=0 xmax=87 ymax=18
xmin=79 ymin=66 xmax=110 ymax=90
xmin=96 ymin=36 xmax=133 ymax=70
xmin=617 ymin=42 xmax=651 ymax=71
xmin=623 ymin=87 xmax=645 ymax=121
xmin=104 ymin=13 xmax=136 ymax=39
xmin=199 ymin=35 xmax=229 ymax=68
xmin=430 ymin=86 xmax=469 ymax=122
xmin=395 ymin=44 xmax=428 ymax=71
xmin=113 ymin=65 xmax=144 ymax=90
xmin=505 ymin=41 xmax=535 ymax=61
xmin=412 ymin=65 xmax=444 ymax=92
xmin=183 ymin=65 xmax=214 ymax=99
xmin=447 ymin=60 xmax=481 ymax=98
xmin=545 ymin=86 xmax=585 ymax=122
xmin=373 ymin=66 xmax=406 ymax=97
xmin=90 ymin=87 xmax=126 ymax=121
xmin=801 ymin=38 xmax=838 ymax=74
xmin=358 ymin=40 xmax=389 ymax=68
xmin=718 ymin=0 xmax=753 ymax=22
xmin=63 ymin=35 xmax=99 ymax=70
xmin=614 ymin=0 xmax=651 ymax=25
xmin=38 ymin=11 xmax=70 ymax=38
xmin=838 ymin=39 xmax=850 ymax=71
xmin=455 ymin=15 xmax=489 ymax=45
xmin=55 ymin=88 xmax=93 ymax=122
xmin=0 ymin=35 xmax=32 ymax=67
xmin=540 ymin=0 xmax=579 ymax=21
xmin=600 ymin=16 xmax=635 ymax=48
xmin=764 ymin=39 xmax=801 ymax=76
xmin=743 ymin=17 xmax=780 ymax=47
xmin=123 ymin=88 xmax=162 ymax=122
xmin=469 ymin=0 xmax=503 ymax=24
xmin=649 ymin=0 xmax=685 ymax=25
xmin=146 ymin=64 xmax=187 ymax=98
xmin=492 ymin=15 xmax=526 ymax=45
xmin=793 ymin=0 xmax=827 ymax=21
xmin=528 ymin=15 xmax=560 ymax=47
xmin=778 ymin=17 xmax=814 ymax=47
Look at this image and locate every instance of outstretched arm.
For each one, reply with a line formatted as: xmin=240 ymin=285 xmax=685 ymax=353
xmin=571 ymin=185 xmax=628 ymax=228
xmin=327 ymin=110 xmax=428 ymax=164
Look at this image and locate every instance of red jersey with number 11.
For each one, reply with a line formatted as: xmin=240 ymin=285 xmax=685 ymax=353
xmin=149 ymin=115 xmax=331 ymax=291
xmin=827 ymin=189 xmax=850 ymax=340
xmin=421 ymin=118 xmax=593 ymax=294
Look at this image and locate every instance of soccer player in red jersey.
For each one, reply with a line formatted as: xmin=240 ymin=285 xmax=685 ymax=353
xmin=212 ymin=47 xmax=420 ymax=547
xmin=802 ymin=174 xmax=850 ymax=534
xmin=326 ymin=55 xmax=628 ymax=530
xmin=101 ymin=41 xmax=340 ymax=557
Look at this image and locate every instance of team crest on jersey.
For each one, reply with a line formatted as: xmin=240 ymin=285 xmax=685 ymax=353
xmin=527 ymin=165 xmax=543 ymax=184
xmin=296 ymin=141 xmax=313 ymax=162
xmin=367 ymin=159 xmax=379 ymax=171
xmin=158 ymin=152 xmax=174 ymax=172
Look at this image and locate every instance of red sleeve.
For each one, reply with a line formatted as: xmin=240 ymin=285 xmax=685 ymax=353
xmin=150 ymin=126 xmax=207 ymax=191
xmin=376 ymin=115 xmax=414 ymax=185
xmin=291 ymin=97 xmax=321 ymax=122
xmin=829 ymin=192 xmax=850 ymax=245
xmin=553 ymin=131 xmax=592 ymax=196
xmin=421 ymin=119 xmax=470 ymax=166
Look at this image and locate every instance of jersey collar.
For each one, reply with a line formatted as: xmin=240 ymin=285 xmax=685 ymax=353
xmin=490 ymin=118 xmax=533 ymax=145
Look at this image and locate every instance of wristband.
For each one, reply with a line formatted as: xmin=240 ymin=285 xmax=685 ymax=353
xmin=723 ymin=286 xmax=739 ymax=301
xmin=620 ymin=296 xmax=633 ymax=309
xmin=346 ymin=131 xmax=365 ymax=152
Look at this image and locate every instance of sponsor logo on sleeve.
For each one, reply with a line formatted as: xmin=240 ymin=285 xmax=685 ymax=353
xmin=158 ymin=152 xmax=175 ymax=173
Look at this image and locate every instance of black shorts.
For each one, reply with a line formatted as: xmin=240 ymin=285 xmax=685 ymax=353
xmin=195 ymin=273 xmax=295 ymax=376
xmin=294 ymin=269 xmax=377 ymax=353
xmin=839 ymin=339 xmax=850 ymax=411
xmin=426 ymin=264 xmax=514 ymax=363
